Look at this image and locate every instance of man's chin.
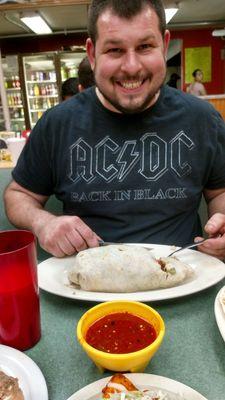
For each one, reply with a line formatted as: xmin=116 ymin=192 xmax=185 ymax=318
xmin=111 ymin=98 xmax=156 ymax=114
xmin=96 ymin=86 xmax=159 ymax=114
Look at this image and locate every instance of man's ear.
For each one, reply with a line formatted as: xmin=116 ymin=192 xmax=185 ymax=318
xmin=78 ymin=84 xmax=83 ymax=92
xmin=163 ymin=29 xmax=171 ymax=59
xmin=86 ymin=38 xmax=95 ymax=70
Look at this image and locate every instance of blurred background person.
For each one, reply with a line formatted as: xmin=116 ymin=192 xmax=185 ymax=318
xmin=166 ymin=73 xmax=180 ymax=89
xmin=77 ymin=56 xmax=95 ymax=92
xmin=186 ymin=69 xmax=207 ymax=96
xmin=61 ymin=77 xmax=79 ymax=101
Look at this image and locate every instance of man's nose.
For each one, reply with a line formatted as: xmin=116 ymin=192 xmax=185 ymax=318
xmin=121 ymin=51 xmax=142 ymax=75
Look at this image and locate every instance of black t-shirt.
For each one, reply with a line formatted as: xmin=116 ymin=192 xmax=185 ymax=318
xmin=13 ymin=85 xmax=225 ymax=246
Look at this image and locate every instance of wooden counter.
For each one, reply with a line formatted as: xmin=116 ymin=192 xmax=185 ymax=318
xmin=202 ymin=94 xmax=225 ymax=120
xmin=0 ymin=160 xmax=13 ymax=168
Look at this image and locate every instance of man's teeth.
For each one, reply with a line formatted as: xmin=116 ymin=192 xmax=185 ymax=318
xmin=120 ymin=81 xmax=142 ymax=89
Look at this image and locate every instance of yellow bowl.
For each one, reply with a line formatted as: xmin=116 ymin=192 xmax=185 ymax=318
xmin=76 ymin=300 xmax=165 ymax=373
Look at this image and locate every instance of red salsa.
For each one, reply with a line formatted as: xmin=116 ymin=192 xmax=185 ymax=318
xmin=85 ymin=312 xmax=157 ymax=354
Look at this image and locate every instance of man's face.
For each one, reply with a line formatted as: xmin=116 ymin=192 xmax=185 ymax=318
xmin=87 ymin=6 xmax=170 ymax=114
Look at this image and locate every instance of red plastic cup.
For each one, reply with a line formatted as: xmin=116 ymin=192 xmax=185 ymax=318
xmin=0 ymin=230 xmax=41 ymax=350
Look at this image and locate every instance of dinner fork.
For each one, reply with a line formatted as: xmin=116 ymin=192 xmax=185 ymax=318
xmin=167 ymin=238 xmax=207 ymax=257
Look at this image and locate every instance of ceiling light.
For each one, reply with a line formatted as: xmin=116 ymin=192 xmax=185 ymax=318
xmin=20 ymin=13 xmax=52 ymax=35
xmin=212 ymin=28 xmax=225 ymax=37
xmin=165 ymin=7 xmax=179 ymax=24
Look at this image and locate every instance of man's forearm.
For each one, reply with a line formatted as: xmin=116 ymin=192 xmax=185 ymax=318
xmin=3 ymin=183 xmax=53 ymax=234
xmin=207 ymin=191 xmax=225 ymax=217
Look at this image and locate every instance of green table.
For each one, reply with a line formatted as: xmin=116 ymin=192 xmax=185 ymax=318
xmin=1 ymin=168 xmax=225 ymax=400
xmin=25 ymin=276 xmax=225 ymax=400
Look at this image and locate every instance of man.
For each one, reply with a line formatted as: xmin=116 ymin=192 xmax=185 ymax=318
xmin=4 ymin=0 xmax=225 ymax=259
xmin=61 ymin=77 xmax=79 ymax=101
xmin=77 ymin=56 xmax=95 ymax=92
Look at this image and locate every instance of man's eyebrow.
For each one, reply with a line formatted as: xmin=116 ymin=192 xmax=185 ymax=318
xmin=103 ymin=39 xmax=124 ymax=46
xmin=137 ymin=34 xmax=157 ymax=42
xmin=103 ymin=34 xmax=157 ymax=47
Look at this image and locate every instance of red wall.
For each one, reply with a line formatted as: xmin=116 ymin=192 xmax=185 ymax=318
xmin=171 ymin=28 xmax=225 ymax=94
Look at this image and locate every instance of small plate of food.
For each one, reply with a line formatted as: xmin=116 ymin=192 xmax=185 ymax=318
xmin=0 ymin=344 xmax=48 ymax=400
xmin=214 ymin=285 xmax=225 ymax=342
xmin=66 ymin=372 xmax=207 ymax=400
xmin=38 ymin=243 xmax=225 ymax=302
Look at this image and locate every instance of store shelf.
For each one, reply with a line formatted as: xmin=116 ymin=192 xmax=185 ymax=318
xmin=6 ymin=87 xmax=21 ymax=91
xmin=30 ymin=109 xmax=49 ymax=112
xmin=26 ymin=80 xmax=56 ymax=84
xmin=28 ymin=95 xmax=58 ymax=98
xmin=8 ymin=105 xmax=23 ymax=108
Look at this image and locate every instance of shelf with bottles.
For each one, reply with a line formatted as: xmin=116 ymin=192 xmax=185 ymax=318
xmin=27 ymin=82 xmax=58 ymax=97
xmin=26 ymin=70 xmax=56 ymax=82
xmin=29 ymin=97 xmax=58 ymax=110
xmin=6 ymin=87 xmax=22 ymax=92
xmin=4 ymin=75 xmax=21 ymax=90
xmin=7 ymin=92 xmax=23 ymax=107
xmin=9 ymin=107 xmax=25 ymax=120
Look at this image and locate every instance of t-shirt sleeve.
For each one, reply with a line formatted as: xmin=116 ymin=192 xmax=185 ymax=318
xmin=205 ymin=112 xmax=225 ymax=189
xmin=12 ymin=111 xmax=54 ymax=195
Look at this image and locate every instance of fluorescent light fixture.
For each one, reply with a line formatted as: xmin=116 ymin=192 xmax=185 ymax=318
xmin=20 ymin=14 xmax=52 ymax=35
xmin=165 ymin=8 xmax=179 ymax=24
xmin=212 ymin=28 xmax=225 ymax=37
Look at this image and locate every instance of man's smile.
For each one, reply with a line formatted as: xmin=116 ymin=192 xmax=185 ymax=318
xmin=117 ymin=79 xmax=144 ymax=90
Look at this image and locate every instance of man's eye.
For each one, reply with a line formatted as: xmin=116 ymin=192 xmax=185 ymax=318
xmin=107 ymin=48 xmax=122 ymax=54
xmin=139 ymin=44 xmax=152 ymax=50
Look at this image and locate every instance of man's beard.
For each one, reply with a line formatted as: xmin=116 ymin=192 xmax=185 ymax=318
xmin=95 ymin=73 xmax=166 ymax=114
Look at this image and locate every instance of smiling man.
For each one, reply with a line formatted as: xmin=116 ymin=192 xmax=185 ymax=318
xmin=86 ymin=2 xmax=170 ymax=113
xmin=4 ymin=0 xmax=225 ymax=260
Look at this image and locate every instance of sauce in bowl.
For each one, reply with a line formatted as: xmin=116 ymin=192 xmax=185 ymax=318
xmin=85 ymin=312 xmax=156 ymax=354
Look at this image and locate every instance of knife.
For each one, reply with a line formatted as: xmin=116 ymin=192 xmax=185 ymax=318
xmin=98 ymin=240 xmax=153 ymax=251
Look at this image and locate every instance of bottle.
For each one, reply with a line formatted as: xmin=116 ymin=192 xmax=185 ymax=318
xmin=12 ymin=76 xmax=16 ymax=88
xmin=4 ymin=77 xmax=8 ymax=89
xmin=37 ymin=111 xmax=43 ymax=119
xmin=40 ymin=85 xmax=46 ymax=96
xmin=34 ymin=83 xmax=40 ymax=96
xmin=13 ymin=109 xmax=20 ymax=119
xmin=15 ymin=75 xmax=20 ymax=88
xmin=13 ymin=95 xmax=18 ymax=106
xmin=17 ymin=93 xmax=22 ymax=106
xmin=20 ymin=108 xmax=24 ymax=118
xmin=29 ymin=85 xmax=34 ymax=96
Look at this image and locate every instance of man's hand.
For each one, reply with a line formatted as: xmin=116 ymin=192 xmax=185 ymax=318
xmin=194 ymin=213 xmax=225 ymax=260
xmin=33 ymin=214 xmax=100 ymax=257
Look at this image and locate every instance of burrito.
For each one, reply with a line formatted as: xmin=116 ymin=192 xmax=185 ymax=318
xmin=68 ymin=245 xmax=194 ymax=292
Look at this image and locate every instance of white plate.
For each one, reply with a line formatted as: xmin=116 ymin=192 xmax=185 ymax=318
xmin=0 ymin=344 xmax=48 ymax=400
xmin=214 ymin=286 xmax=225 ymax=341
xmin=38 ymin=244 xmax=225 ymax=302
xmin=66 ymin=373 xmax=207 ymax=400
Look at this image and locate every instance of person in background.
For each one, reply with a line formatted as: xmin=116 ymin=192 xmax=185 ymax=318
xmin=61 ymin=77 xmax=79 ymax=101
xmin=77 ymin=56 xmax=95 ymax=91
xmin=166 ymin=72 xmax=180 ymax=89
xmin=186 ymin=69 xmax=207 ymax=96
xmin=4 ymin=0 xmax=225 ymax=260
